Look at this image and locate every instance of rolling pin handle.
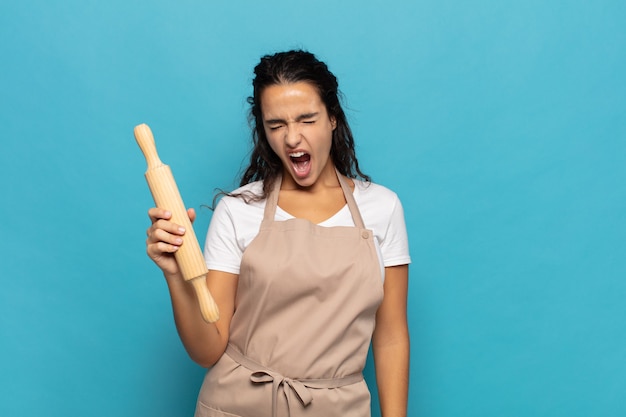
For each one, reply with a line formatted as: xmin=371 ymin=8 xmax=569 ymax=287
xmin=134 ymin=123 xmax=163 ymax=169
xmin=190 ymin=276 xmax=220 ymax=323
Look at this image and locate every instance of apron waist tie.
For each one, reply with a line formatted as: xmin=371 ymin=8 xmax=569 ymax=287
xmin=225 ymin=344 xmax=363 ymax=417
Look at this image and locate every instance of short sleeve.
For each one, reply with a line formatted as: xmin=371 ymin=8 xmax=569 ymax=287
xmin=379 ymin=195 xmax=411 ymax=267
xmin=203 ymin=198 xmax=244 ymax=275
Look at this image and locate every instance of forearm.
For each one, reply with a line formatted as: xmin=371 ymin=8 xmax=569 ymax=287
xmin=373 ymin=264 xmax=410 ymax=417
xmin=164 ymin=272 xmax=228 ymax=367
xmin=373 ymin=334 xmax=410 ymax=417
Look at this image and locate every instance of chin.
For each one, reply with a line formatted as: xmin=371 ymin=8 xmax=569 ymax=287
xmin=293 ymin=178 xmax=314 ymax=188
xmin=291 ymin=174 xmax=318 ymax=188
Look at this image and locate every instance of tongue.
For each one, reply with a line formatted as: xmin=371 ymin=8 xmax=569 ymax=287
xmin=291 ymin=154 xmax=310 ymax=172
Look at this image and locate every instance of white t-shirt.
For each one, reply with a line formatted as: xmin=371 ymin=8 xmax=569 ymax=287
xmin=203 ymin=179 xmax=411 ymax=279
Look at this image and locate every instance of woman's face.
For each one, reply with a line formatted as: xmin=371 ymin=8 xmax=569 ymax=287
xmin=261 ymin=81 xmax=337 ymax=189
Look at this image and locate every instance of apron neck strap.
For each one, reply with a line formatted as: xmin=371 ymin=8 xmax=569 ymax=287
xmin=336 ymin=170 xmax=366 ymax=229
xmin=263 ymin=175 xmax=282 ymax=222
xmin=262 ymin=169 xmax=366 ymax=229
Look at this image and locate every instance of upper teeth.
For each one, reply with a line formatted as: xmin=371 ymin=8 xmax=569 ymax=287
xmin=290 ymin=152 xmax=305 ymax=158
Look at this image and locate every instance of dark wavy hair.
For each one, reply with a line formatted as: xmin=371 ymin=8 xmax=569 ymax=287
xmin=238 ymin=50 xmax=370 ymax=200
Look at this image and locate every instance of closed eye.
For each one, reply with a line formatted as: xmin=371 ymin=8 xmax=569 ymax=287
xmin=297 ymin=112 xmax=319 ymax=123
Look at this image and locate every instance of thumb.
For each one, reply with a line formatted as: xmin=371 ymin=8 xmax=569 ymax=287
xmin=187 ymin=207 xmax=196 ymax=224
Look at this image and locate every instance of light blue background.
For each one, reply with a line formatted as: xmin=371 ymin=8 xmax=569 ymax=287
xmin=1 ymin=1 xmax=624 ymax=416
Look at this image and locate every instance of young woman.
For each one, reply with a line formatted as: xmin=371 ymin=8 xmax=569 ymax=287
xmin=146 ymin=50 xmax=411 ymax=417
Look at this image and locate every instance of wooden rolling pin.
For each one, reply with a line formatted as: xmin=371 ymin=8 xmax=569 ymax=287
xmin=134 ymin=123 xmax=219 ymax=323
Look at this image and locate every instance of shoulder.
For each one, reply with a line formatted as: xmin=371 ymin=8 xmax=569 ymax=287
xmin=205 ymin=181 xmax=266 ymax=269
xmin=352 ymin=179 xmax=407 ymax=234
xmin=210 ymin=180 xmax=266 ymax=236
xmin=205 ymin=182 xmax=265 ymax=274
xmin=215 ymin=181 xmax=266 ymax=212
xmin=354 ymin=179 xmax=399 ymax=199
xmin=353 ymin=179 xmax=411 ymax=265
xmin=353 ymin=179 xmax=402 ymax=214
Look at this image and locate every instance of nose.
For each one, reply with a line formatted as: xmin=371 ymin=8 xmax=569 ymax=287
xmin=285 ymin=123 xmax=302 ymax=148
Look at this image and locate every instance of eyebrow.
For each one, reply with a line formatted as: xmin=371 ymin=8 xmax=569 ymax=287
xmin=264 ymin=112 xmax=319 ymax=125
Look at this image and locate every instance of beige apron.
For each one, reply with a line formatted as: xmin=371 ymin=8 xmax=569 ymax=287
xmin=195 ymin=172 xmax=383 ymax=417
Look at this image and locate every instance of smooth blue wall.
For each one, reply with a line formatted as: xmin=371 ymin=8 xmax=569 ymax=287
xmin=1 ymin=1 xmax=624 ymax=416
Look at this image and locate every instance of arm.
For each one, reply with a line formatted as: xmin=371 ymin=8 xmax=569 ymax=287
xmin=372 ymin=264 xmax=410 ymax=417
xmin=164 ymin=268 xmax=237 ymax=367
xmin=147 ymin=208 xmax=237 ymax=367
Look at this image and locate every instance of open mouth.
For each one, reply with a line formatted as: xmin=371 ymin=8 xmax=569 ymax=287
xmin=289 ymin=151 xmax=311 ymax=174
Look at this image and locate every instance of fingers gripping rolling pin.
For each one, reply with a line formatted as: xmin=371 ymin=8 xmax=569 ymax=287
xmin=134 ymin=123 xmax=219 ymax=323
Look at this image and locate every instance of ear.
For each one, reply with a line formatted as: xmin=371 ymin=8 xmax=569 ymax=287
xmin=330 ymin=116 xmax=337 ymax=130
